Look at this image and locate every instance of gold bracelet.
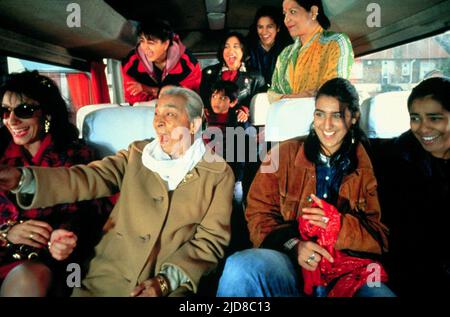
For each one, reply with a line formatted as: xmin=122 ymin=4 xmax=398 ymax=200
xmin=0 ymin=220 xmax=19 ymax=247
xmin=156 ymin=274 xmax=170 ymax=297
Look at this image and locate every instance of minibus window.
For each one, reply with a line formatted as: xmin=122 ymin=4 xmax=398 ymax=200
xmin=6 ymin=56 xmax=94 ymax=122
xmin=350 ymin=31 xmax=449 ymax=102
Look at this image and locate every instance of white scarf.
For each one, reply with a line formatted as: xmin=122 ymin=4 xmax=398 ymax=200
xmin=141 ymin=138 xmax=206 ymax=190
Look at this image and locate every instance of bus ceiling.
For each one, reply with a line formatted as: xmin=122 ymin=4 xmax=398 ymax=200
xmin=0 ymin=0 xmax=449 ymax=70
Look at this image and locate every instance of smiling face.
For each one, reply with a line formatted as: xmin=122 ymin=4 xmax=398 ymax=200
xmin=314 ymin=95 xmax=355 ymax=156
xmin=409 ymin=96 xmax=450 ymax=159
xmin=153 ymin=94 xmax=194 ymax=158
xmin=257 ymin=16 xmax=279 ymax=50
xmin=223 ymin=36 xmax=244 ymax=71
xmin=139 ymin=35 xmax=170 ymax=63
xmin=2 ymin=91 xmax=43 ymax=156
xmin=283 ymin=0 xmax=318 ymax=42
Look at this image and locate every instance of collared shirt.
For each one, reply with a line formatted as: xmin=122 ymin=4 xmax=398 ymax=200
xmin=315 ymin=152 xmax=351 ymax=206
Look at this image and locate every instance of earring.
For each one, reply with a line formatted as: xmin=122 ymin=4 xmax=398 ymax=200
xmin=350 ymin=128 xmax=355 ymax=144
xmin=44 ymin=119 xmax=51 ymax=134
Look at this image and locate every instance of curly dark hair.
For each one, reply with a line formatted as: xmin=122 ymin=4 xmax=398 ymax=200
xmin=217 ymin=32 xmax=248 ymax=66
xmin=246 ymin=6 xmax=292 ymax=49
xmin=0 ymin=70 xmax=79 ymax=151
xmin=0 ymin=123 xmax=11 ymax=154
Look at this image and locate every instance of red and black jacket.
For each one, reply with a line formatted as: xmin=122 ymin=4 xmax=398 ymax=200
xmin=121 ymin=37 xmax=202 ymax=104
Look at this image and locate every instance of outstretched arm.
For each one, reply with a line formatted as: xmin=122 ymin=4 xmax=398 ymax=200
xmin=0 ymin=165 xmax=21 ymax=192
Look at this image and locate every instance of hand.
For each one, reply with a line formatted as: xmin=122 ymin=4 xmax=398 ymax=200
xmin=145 ymin=86 xmax=160 ymax=98
xmin=126 ymin=81 xmax=158 ymax=98
xmin=301 ymin=194 xmax=329 ymax=229
xmin=236 ymin=108 xmax=249 ymax=123
xmin=126 ymin=81 xmax=144 ymax=96
xmin=296 ymin=240 xmax=334 ymax=271
xmin=130 ymin=276 xmax=166 ymax=297
xmin=0 ymin=165 xmax=21 ymax=191
xmin=49 ymin=229 xmax=77 ymax=261
xmin=6 ymin=219 xmax=52 ymax=248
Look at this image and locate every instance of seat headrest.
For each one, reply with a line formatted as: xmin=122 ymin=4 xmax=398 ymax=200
xmin=360 ymin=91 xmax=411 ymax=138
xmin=249 ymin=93 xmax=271 ymax=126
xmin=133 ymin=100 xmax=157 ymax=107
xmin=82 ymin=106 xmax=156 ymax=158
xmin=76 ymin=104 xmax=120 ymax=136
xmin=265 ymin=98 xmax=315 ymax=142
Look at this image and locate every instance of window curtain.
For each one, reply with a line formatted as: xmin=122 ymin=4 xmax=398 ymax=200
xmin=90 ymin=61 xmax=111 ymax=104
xmin=67 ymin=61 xmax=110 ymax=111
xmin=67 ymin=73 xmax=91 ymax=112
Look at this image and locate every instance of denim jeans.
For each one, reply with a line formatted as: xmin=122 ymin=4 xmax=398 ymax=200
xmin=216 ymin=248 xmax=396 ymax=297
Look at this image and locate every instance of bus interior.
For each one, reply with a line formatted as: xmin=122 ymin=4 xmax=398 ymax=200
xmin=0 ymin=0 xmax=449 ymax=297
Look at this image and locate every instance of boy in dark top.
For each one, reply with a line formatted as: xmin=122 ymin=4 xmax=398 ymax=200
xmin=203 ymin=80 xmax=250 ymax=185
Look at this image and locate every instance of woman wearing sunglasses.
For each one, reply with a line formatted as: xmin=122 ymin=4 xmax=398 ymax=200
xmin=0 ymin=71 xmax=110 ymax=296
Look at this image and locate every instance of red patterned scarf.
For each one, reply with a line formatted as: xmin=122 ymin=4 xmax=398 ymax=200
xmin=298 ymin=199 xmax=388 ymax=297
xmin=221 ymin=70 xmax=238 ymax=82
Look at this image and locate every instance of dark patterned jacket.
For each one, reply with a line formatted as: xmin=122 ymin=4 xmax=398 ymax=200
xmin=374 ymin=131 xmax=450 ymax=296
xmin=200 ymin=63 xmax=265 ymax=113
xmin=0 ymin=133 xmax=111 ymax=271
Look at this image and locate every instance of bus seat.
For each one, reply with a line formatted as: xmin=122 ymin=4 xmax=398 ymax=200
xmin=81 ymin=106 xmax=156 ymax=158
xmin=76 ymin=103 xmax=120 ymax=137
xmin=360 ymin=91 xmax=411 ymax=138
xmin=133 ymin=100 xmax=157 ymax=107
xmin=264 ymin=98 xmax=315 ymax=142
xmin=249 ymin=93 xmax=271 ymax=126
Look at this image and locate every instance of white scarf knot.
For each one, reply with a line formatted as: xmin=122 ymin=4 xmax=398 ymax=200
xmin=141 ymin=138 xmax=206 ymax=190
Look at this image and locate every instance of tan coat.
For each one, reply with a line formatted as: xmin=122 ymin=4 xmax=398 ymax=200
xmin=247 ymin=138 xmax=388 ymax=254
xmin=18 ymin=140 xmax=234 ymax=296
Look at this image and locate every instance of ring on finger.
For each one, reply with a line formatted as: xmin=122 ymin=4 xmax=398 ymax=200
xmin=29 ymin=233 xmax=34 ymax=240
xmin=322 ymin=216 xmax=329 ymax=224
xmin=305 ymin=252 xmax=316 ymax=265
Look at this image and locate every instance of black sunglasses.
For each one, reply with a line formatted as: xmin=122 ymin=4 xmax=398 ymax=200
xmin=1 ymin=103 xmax=41 ymax=119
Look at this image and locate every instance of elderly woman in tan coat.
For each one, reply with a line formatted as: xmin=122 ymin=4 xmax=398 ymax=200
xmin=0 ymin=87 xmax=235 ymax=297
